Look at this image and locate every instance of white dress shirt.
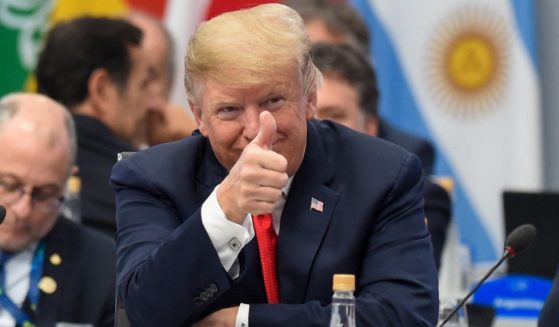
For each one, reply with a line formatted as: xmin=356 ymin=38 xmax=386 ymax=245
xmin=201 ymin=178 xmax=293 ymax=327
xmin=0 ymin=243 xmax=36 ymax=326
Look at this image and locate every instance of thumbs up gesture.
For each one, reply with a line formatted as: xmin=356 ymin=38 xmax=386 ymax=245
xmin=217 ymin=111 xmax=288 ymax=224
xmin=252 ymin=109 xmax=277 ymax=150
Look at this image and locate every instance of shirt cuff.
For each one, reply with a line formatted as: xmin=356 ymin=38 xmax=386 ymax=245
xmin=235 ymin=303 xmax=250 ymax=327
xmin=201 ymin=186 xmax=254 ymax=273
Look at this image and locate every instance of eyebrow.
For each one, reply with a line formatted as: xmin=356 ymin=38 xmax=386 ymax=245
xmin=0 ymin=173 xmax=63 ymax=193
xmin=209 ymin=100 xmax=240 ymax=111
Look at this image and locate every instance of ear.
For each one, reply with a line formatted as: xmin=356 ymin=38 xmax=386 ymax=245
xmin=305 ymin=91 xmax=317 ymax=120
xmin=365 ymin=116 xmax=379 ymax=136
xmin=87 ymin=68 xmax=118 ymax=118
xmin=189 ymin=100 xmax=208 ymax=137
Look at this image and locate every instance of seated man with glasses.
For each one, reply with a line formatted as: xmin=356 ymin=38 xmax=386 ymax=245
xmin=0 ymin=93 xmax=115 ymax=326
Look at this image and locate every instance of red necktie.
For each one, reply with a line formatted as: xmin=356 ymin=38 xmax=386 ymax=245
xmin=252 ymin=213 xmax=280 ymax=304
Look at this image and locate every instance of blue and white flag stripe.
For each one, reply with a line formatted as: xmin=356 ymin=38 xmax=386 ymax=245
xmin=351 ymin=0 xmax=542 ymax=264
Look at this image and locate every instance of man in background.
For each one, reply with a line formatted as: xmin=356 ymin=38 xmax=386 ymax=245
xmin=0 ymin=93 xmax=115 ymax=326
xmin=36 ymin=16 xmax=195 ymax=236
xmin=128 ymin=11 xmax=198 ymax=146
xmin=285 ymin=0 xmax=436 ymax=175
xmin=312 ymin=42 xmax=451 ymax=270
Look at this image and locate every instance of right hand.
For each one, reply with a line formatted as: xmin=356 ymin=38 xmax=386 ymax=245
xmin=217 ymin=111 xmax=288 ymax=224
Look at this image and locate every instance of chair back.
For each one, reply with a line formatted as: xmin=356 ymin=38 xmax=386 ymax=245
xmin=114 ymin=152 xmax=136 ymax=326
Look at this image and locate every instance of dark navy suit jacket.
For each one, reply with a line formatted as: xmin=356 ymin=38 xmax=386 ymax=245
xmin=36 ymin=217 xmax=115 ymax=326
xmin=74 ymin=114 xmax=135 ymax=236
xmin=110 ymin=119 xmax=438 ymax=326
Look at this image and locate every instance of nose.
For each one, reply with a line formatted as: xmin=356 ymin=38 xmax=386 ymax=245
xmin=242 ymin=107 xmax=261 ymax=142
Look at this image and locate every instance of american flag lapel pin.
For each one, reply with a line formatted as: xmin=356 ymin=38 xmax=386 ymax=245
xmin=310 ymin=197 xmax=324 ymax=212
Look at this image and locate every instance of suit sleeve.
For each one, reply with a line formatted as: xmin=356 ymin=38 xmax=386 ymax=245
xmin=111 ymin=158 xmax=233 ymax=326
xmin=249 ymin=153 xmax=439 ymax=326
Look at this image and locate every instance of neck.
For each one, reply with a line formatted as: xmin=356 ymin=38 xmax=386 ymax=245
xmin=71 ymin=101 xmax=100 ymax=119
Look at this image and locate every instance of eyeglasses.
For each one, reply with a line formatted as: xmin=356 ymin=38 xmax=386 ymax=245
xmin=0 ymin=174 xmax=64 ymax=213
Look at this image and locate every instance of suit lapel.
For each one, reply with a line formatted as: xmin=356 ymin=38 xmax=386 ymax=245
xmin=194 ymin=123 xmax=340 ymax=303
xmin=36 ymin=218 xmax=73 ymax=323
xmin=277 ymin=121 xmax=340 ymax=303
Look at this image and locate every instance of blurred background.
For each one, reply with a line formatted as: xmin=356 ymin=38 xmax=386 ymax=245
xmin=1 ymin=0 xmax=558 ymax=323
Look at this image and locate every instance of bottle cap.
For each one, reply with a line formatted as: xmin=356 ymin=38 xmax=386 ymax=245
xmin=332 ymin=274 xmax=355 ymax=291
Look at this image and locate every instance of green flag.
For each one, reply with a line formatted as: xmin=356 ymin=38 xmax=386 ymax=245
xmin=0 ymin=0 xmax=53 ymax=96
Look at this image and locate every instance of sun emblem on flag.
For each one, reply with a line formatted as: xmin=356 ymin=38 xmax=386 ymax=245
xmin=426 ymin=6 xmax=510 ymax=118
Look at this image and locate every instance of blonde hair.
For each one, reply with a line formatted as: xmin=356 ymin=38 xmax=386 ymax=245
xmin=185 ymin=3 xmax=322 ymax=101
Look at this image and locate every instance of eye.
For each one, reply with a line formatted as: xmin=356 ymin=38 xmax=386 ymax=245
xmin=261 ymin=96 xmax=285 ymax=111
xmin=32 ymin=186 xmax=60 ymax=202
xmin=0 ymin=175 xmax=22 ymax=193
xmin=216 ymin=106 xmax=241 ymax=120
xmin=140 ymin=73 xmax=157 ymax=90
xmin=0 ymin=181 xmax=21 ymax=193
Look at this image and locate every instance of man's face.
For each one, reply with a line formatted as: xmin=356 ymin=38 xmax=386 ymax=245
xmin=316 ymin=75 xmax=367 ymax=133
xmin=0 ymin=127 xmax=70 ymax=252
xmin=107 ymin=46 xmax=166 ymax=147
xmin=191 ymin=66 xmax=316 ymax=177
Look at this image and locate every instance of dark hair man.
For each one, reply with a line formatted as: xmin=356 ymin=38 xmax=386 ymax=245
xmin=312 ymin=42 xmax=452 ymax=270
xmin=36 ymin=17 xmax=166 ymax=235
xmin=286 ymin=0 xmax=436 ymax=175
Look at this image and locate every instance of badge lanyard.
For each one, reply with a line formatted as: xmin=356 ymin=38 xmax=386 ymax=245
xmin=0 ymin=241 xmax=45 ymax=327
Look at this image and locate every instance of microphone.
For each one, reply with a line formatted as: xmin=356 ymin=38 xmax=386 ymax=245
xmin=438 ymin=224 xmax=537 ymax=327
xmin=0 ymin=205 xmax=5 ymax=224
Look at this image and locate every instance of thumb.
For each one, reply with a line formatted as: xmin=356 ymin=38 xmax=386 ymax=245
xmin=251 ymin=111 xmax=277 ymax=150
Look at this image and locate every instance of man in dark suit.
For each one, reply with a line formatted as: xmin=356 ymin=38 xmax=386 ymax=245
xmin=312 ymin=42 xmax=451 ymax=269
xmin=0 ymin=93 xmax=115 ymax=326
xmin=111 ymin=4 xmax=438 ymax=326
xmin=35 ymin=18 xmax=151 ymax=236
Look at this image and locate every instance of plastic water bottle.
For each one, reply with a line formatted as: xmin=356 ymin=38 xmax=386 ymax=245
xmin=329 ymin=274 xmax=356 ymax=327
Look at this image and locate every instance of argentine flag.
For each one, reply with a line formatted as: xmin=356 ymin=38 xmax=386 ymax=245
xmin=352 ymin=0 xmax=542 ymax=269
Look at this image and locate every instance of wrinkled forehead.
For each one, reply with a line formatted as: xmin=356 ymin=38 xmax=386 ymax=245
xmin=0 ymin=110 xmax=71 ymax=162
xmin=0 ymin=130 xmax=72 ymax=187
